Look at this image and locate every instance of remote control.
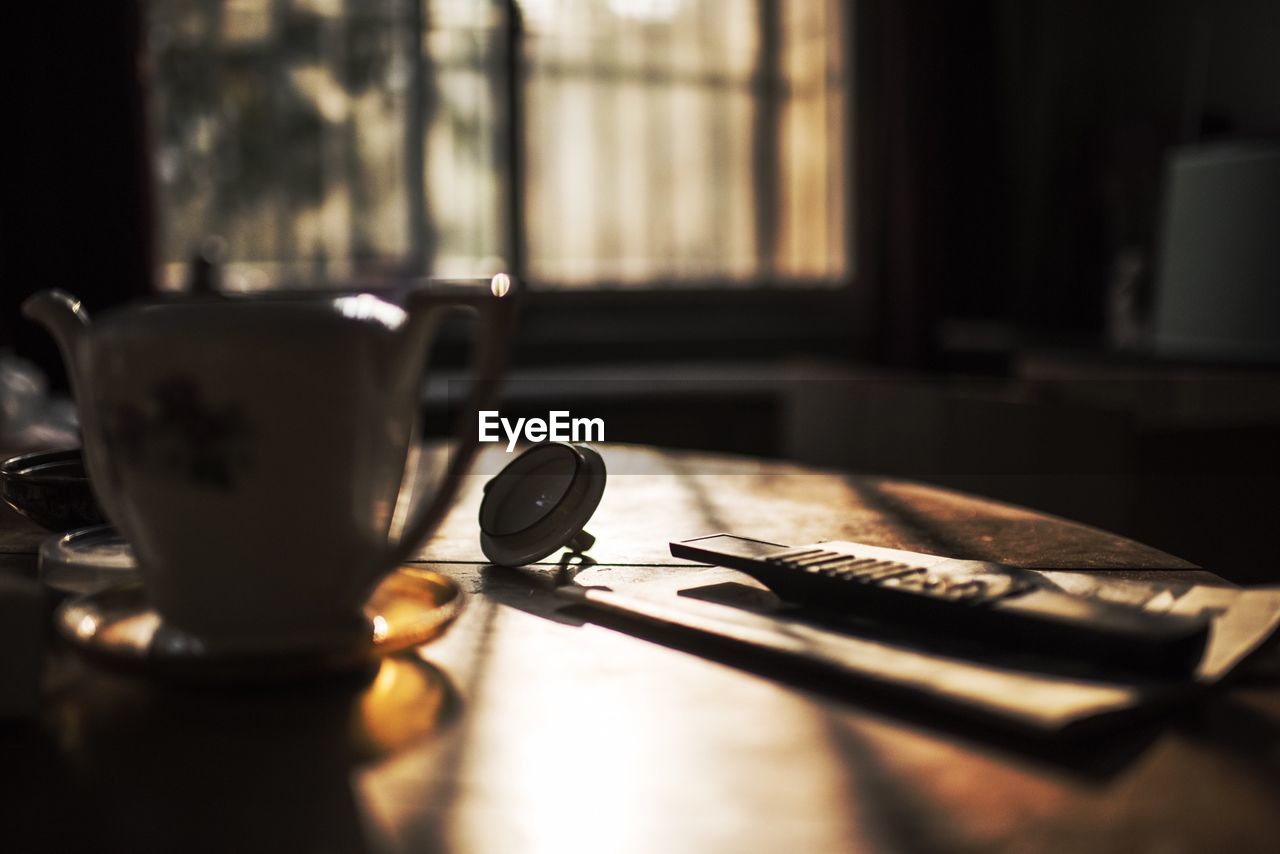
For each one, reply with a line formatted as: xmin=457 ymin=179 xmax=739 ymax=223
xmin=669 ymin=534 xmax=1211 ymax=677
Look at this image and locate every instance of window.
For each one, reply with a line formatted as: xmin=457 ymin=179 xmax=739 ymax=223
xmin=150 ymin=0 xmax=851 ymax=292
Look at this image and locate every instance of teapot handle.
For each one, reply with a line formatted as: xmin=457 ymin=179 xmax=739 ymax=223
xmin=382 ymin=276 xmax=517 ymax=568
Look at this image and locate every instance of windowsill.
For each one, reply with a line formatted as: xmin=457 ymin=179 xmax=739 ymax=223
xmin=431 ymin=284 xmax=871 ymax=366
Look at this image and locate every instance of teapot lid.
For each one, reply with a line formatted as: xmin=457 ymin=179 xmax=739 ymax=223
xmin=478 ymin=443 xmax=605 ymax=567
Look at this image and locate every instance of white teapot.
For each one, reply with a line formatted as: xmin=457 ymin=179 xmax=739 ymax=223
xmin=24 ymin=278 xmax=514 ymax=650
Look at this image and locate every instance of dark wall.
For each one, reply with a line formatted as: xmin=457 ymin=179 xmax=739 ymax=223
xmin=998 ymin=0 xmax=1280 ymax=335
xmin=850 ymin=0 xmax=1280 ymax=580
xmin=0 ymin=1 xmax=154 ymax=388
xmin=863 ymin=0 xmax=1280 ymax=364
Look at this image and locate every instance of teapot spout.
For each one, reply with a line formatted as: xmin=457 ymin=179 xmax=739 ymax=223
xmin=23 ymin=290 xmax=90 ymax=353
xmin=22 ymin=289 xmax=91 ymax=395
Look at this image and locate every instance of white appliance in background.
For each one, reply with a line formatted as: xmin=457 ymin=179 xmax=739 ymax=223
xmin=1154 ymin=143 xmax=1280 ymax=362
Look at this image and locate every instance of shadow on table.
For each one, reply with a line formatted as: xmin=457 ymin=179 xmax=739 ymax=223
xmin=481 ymin=558 xmax=1195 ymax=784
xmin=1177 ymin=691 xmax=1280 ymax=794
xmin=0 ymin=653 xmax=457 ymax=853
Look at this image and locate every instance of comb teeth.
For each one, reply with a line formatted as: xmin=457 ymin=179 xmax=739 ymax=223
xmin=809 ymin=556 xmax=883 ymax=574
xmin=859 ymin=563 xmax=925 ymax=582
xmin=767 ymin=549 xmax=930 ymax=583
xmin=768 ymin=548 xmax=826 ymax=563
xmin=788 ymin=553 xmax=857 ymax=568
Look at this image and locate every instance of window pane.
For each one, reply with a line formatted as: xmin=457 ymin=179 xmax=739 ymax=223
xmin=151 ymin=0 xmax=505 ymax=291
xmin=521 ymin=0 xmax=850 ymax=287
xmin=149 ymin=0 xmax=849 ymax=291
xmin=776 ymin=0 xmax=848 ymax=279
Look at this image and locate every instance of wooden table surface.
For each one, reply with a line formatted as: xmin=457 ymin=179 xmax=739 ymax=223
xmin=3 ymin=444 xmax=1279 ymax=853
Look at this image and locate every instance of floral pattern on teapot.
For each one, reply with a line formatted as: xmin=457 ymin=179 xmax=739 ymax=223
xmin=104 ymin=376 xmax=252 ymax=491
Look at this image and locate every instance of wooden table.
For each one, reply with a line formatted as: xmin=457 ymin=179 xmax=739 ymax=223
xmin=3 ymin=444 xmax=1278 ymax=853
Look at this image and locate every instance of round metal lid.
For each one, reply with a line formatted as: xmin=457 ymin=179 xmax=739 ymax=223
xmin=479 ymin=443 xmax=606 ymax=567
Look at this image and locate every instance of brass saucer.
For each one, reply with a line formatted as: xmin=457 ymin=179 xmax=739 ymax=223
xmin=55 ymin=567 xmax=464 ymax=684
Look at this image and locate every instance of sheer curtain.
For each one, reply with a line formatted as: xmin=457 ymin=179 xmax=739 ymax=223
xmin=149 ymin=0 xmax=849 ymax=291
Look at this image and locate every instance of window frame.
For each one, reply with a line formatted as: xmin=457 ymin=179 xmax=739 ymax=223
xmin=493 ymin=0 xmax=867 ymax=364
xmin=145 ymin=0 xmax=869 ymax=363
